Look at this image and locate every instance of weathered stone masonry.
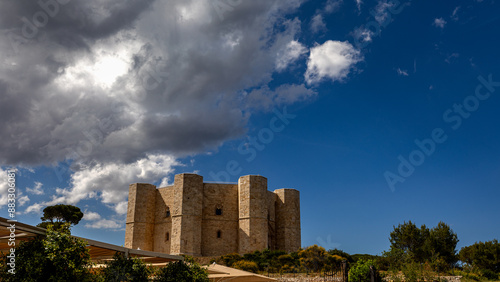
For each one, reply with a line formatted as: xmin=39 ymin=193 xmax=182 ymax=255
xmin=125 ymin=173 xmax=300 ymax=256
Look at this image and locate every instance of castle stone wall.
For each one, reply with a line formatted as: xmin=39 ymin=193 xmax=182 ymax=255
xmin=153 ymin=186 xmax=174 ymax=253
xmin=201 ymin=183 xmax=239 ymax=256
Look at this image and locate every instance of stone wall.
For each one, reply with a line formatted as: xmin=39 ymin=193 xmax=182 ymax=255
xmin=201 ymin=183 xmax=239 ymax=256
xmin=153 ymin=185 xmax=174 ymax=253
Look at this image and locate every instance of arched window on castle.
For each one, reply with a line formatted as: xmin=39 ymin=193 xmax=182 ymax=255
xmin=165 ymin=207 xmax=170 ymax=218
xmin=215 ymin=204 xmax=223 ymax=216
xmin=165 ymin=232 xmax=169 ymax=241
xmin=217 ymin=230 xmax=221 ymax=239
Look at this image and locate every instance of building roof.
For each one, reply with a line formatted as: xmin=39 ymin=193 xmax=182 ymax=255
xmin=0 ymin=217 xmax=182 ymax=264
xmin=205 ymin=263 xmax=277 ymax=281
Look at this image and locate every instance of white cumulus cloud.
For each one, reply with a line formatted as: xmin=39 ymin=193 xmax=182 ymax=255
xmin=17 ymin=190 xmax=30 ymax=207
xmin=0 ymin=168 xmax=9 ymax=206
xmin=353 ymin=27 xmax=374 ymax=43
xmin=25 ymin=203 xmax=44 ymax=215
xmin=305 ymin=40 xmax=363 ymax=84
xmin=25 ymin=154 xmax=178 ymax=215
xmin=85 ymin=219 xmax=122 ymax=229
xmin=276 ymin=40 xmax=308 ymax=71
xmin=52 ymin=154 xmax=177 ymax=205
xmin=113 ymin=201 xmax=129 ymax=215
xmin=434 ymin=18 xmax=447 ymax=29
xmin=26 ymin=181 xmax=44 ymax=195
xmin=83 ymin=211 xmax=102 ymax=221
xmin=310 ymin=14 xmax=327 ymax=34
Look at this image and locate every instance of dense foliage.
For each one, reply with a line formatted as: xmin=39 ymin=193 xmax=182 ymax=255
xmin=349 ymin=259 xmax=376 ymax=282
xmin=37 ymin=204 xmax=84 ymax=229
xmin=99 ymin=252 xmax=152 ymax=281
xmin=459 ymin=240 xmax=500 ymax=279
xmin=232 ymin=260 xmax=259 ymax=273
xmin=97 ymin=254 xmax=208 ymax=281
xmin=154 ymin=257 xmax=208 ymax=282
xmin=215 ymin=245 xmax=351 ymax=274
xmin=386 ymin=221 xmax=459 ymax=270
xmin=0 ymin=223 xmax=94 ymax=282
xmin=382 ymin=221 xmax=500 ymax=281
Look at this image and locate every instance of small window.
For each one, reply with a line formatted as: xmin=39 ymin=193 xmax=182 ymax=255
xmin=165 ymin=232 xmax=169 ymax=241
xmin=217 ymin=230 xmax=221 ymax=238
xmin=165 ymin=207 xmax=170 ymax=218
xmin=215 ymin=204 xmax=223 ymax=216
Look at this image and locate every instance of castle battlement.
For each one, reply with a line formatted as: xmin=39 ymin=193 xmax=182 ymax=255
xmin=125 ymin=173 xmax=301 ymax=256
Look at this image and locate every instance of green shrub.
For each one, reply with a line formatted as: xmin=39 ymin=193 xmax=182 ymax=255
xmin=219 ymin=253 xmax=243 ymax=267
xmin=0 ymin=224 xmax=94 ymax=282
xmin=232 ymin=260 xmax=259 ymax=273
xmin=154 ymin=260 xmax=208 ymax=282
xmin=453 ymin=269 xmax=481 ymax=282
xmin=481 ymin=269 xmax=499 ymax=280
xmin=299 ymin=245 xmax=328 ymax=272
xmin=349 ymin=259 xmax=374 ymax=282
xmin=100 ymin=252 xmax=151 ymax=281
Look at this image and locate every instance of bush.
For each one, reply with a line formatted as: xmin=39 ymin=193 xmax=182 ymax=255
xmin=232 ymin=260 xmax=259 ymax=273
xmin=401 ymin=262 xmax=422 ymax=282
xmin=349 ymin=259 xmax=374 ymax=282
xmin=215 ymin=246 xmax=350 ymax=274
xmin=100 ymin=252 xmax=151 ymax=281
xmin=299 ymin=245 xmax=328 ymax=272
xmin=219 ymin=253 xmax=243 ymax=267
xmin=481 ymin=269 xmax=499 ymax=280
xmin=154 ymin=259 xmax=208 ymax=282
xmin=328 ymin=249 xmax=354 ymax=262
xmin=453 ymin=269 xmax=481 ymax=282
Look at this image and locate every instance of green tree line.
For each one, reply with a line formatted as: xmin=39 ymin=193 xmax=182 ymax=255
xmin=215 ymin=221 xmax=499 ymax=282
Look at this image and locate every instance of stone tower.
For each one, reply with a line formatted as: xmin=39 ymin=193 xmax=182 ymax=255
xmin=275 ymin=188 xmax=301 ymax=252
xmin=238 ymin=175 xmax=268 ymax=254
xmin=125 ymin=173 xmax=301 ymax=256
xmin=171 ymin=173 xmax=203 ymax=256
xmin=124 ymin=183 xmax=156 ymax=250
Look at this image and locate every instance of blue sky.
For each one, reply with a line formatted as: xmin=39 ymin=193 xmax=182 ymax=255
xmin=1 ymin=0 xmax=499 ymax=255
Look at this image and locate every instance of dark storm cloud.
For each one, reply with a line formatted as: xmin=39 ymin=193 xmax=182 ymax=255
xmin=0 ymin=0 xmax=312 ymax=167
xmin=0 ymin=0 xmax=155 ymax=41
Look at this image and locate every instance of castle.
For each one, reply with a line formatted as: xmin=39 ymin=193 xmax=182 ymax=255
xmin=124 ymin=173 xmax=301 ymax=257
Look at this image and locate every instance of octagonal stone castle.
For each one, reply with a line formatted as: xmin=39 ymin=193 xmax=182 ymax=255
xmin=125 ymin=173 xmax=300 ymax=257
